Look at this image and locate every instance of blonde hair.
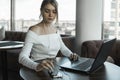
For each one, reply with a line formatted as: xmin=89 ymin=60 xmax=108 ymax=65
xmin=39 ymin=0 xmax=58 ymax=24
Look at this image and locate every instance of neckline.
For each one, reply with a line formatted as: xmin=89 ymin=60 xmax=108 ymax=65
xmin=29 ymin=30 xmax=58 ymax=36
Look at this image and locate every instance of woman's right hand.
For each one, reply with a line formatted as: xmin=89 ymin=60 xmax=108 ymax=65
xmin=36 ymin=59 xmax=54 ymax=72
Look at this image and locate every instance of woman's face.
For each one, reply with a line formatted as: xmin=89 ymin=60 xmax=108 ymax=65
xmin=42 ymin=3 xmax=57 ymax=23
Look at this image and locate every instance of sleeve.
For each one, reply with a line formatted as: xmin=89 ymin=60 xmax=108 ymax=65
xmin=18 ymin=31 xmax=39 ymax=71
xmin=58 ymin=34 xmax=73 ymax=57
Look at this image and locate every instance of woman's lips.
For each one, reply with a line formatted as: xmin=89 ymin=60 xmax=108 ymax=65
xmin=48 ymin=18 xmax=53 ymax=20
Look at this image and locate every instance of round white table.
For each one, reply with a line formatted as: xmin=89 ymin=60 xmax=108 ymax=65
xmin=0 ymin=41 xmax=23 ymax=80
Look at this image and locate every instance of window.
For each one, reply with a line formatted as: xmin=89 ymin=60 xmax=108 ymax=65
xmin=110 ymin=22 xmax=116 ymax=26
xmin=111 ymin=2 xmax=116 ymax=9
xmin=15 ymin=0 xmax=76 ymax=35
xmin=103 ymin=0 xmax=120 ymax=39
xmin=119 ymin=22 xmax=120 ymax=26
xmin=118 ymin=31 xmax=120 ymax=35
xmin=112 ymin=0 xmax=116 ymax=1
xmin=0 ymin=0 xmax=10 ymax=30
xmin=111 ymin=11 xmax=116 ymax=18
xmin=0 ymin=0 xmax=76 ymax=36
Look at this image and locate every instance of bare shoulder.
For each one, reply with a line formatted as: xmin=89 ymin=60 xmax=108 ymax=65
xmin=29 ymin=24 xmax=41 ymax=34
xmin=29 ymin=25 xmax=37 ymax=32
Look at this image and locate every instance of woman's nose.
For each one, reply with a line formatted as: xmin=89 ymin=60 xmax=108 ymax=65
xmin=49 ymin=12 xmax=53 ymax=17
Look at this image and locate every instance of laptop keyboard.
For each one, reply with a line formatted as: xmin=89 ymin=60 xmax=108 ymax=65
xmin=72 ymin=59 xmax=94 ymax=70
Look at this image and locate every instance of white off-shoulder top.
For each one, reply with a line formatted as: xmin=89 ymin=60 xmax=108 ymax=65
xmin=19 ymin=30 xmax=72 ymax=71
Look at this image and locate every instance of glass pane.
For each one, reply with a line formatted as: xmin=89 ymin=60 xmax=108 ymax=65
xmin=0 ymin=0 xmax=10 ymax=30
xmin=103 ymin=0 xmax=120 ymax=40
xmin=57 ymin=0 xmax=76 ymax=35
xmin=15 ymin=0 xmax=76 ymax=35
xmin=15 ymin=0 xmax=41 ymax=31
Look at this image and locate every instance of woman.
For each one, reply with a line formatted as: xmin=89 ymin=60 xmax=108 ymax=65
xmin=19 ymin=0 xmax=78 ymax=77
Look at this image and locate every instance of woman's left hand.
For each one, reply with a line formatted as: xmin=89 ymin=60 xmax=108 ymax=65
xmin=69 ymin=53 xmax=79 ymax=61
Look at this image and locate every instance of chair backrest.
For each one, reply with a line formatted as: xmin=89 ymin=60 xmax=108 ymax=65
xmin=0 ymin=26 xmax=5 ymax=40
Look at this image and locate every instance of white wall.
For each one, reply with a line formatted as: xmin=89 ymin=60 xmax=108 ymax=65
xmin=75 ymin=0 xmax=103 ymax=54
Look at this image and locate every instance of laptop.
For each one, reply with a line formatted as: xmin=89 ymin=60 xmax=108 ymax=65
xmin=60 ymin=38 xmax=116 ymax=74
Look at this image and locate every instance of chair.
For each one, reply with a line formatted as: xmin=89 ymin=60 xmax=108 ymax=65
xmin=0 ymin=26 xmax=5 ymax=40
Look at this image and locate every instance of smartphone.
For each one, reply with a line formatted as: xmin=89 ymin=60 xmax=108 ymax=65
xmin=49 ymin=71 xmax=63 ymax=78
xmin=52 ymin=72 xmax=63 ymax=78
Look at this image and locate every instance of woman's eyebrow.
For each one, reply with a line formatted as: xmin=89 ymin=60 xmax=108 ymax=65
xmin=44 ymin=8 xmax=55 ymax=11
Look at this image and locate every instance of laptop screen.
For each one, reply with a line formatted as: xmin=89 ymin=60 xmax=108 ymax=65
xmin=89 ymin=38 xmax=116 ymax=72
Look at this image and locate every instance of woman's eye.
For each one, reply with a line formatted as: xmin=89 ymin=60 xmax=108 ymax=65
xmin=53 ymin=11 xmax=56 ymax=14
xmin=44 ymin=9 xmax=56 ymax=14
xmin=45 ymin=10 xmax=49 ymax=13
